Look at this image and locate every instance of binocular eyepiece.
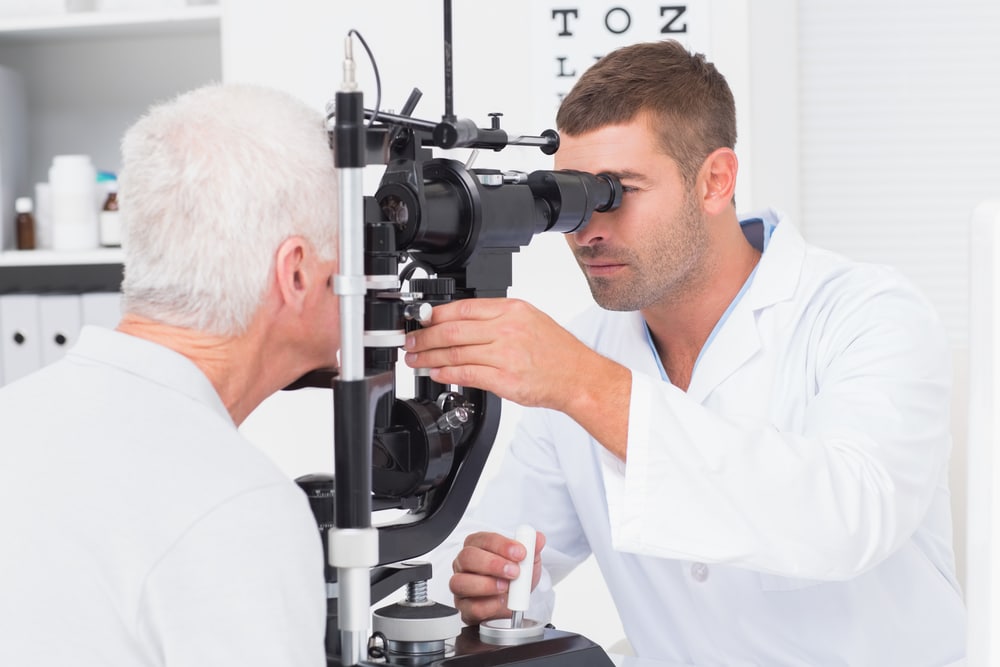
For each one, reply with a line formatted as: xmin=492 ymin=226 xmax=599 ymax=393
xmin=372 ymin=160 xmax=622 ymax=280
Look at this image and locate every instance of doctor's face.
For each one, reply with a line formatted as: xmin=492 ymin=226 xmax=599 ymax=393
xmin=556 ymin=116 xmax=710 ymax=312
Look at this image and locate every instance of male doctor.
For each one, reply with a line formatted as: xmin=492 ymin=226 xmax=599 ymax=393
xmin=403 ymin=40 xmax=966 ymax=665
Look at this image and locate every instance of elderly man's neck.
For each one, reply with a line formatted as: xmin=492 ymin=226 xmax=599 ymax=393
xmin=116 ymin=313 xmax=273 ymax=425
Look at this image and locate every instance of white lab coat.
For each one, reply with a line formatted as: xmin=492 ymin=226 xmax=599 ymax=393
xmin=435 ymin=210 xmax=965 ymax=666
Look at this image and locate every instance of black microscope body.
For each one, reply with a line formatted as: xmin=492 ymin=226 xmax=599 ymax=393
xmin=290 ymin=4 xmax=623 ymax=664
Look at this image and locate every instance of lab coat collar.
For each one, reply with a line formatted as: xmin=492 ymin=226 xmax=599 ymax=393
xmin=685 ymin=209 xmax=806 ymax=402
xmin=741 ymin=209 xmax=807 ymax=312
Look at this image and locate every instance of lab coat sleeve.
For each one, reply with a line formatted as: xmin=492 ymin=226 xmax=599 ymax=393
xmin=426 ymin=407 xmax=595 ymax=623
xmin=603 ymin=270 xmax=953 ymax=580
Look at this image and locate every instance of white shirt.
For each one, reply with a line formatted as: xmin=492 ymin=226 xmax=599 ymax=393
xmin=0 ymin=327 xmax=326 ymax=667
xmin=434 ymin=210 xmax=965 ymax=666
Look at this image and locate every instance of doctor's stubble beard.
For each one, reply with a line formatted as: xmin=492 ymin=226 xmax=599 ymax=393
xmin=572 ymin=191 xmax=710 ymax=312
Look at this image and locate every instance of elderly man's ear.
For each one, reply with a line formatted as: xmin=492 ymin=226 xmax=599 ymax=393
xmin=273 ymin=236 xmax=312 ymax=313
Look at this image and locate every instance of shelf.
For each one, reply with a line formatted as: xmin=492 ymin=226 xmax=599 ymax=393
xmin=0 ymin=4 xmax=220 ymax=41
xmin=0 ymin=248 xmax=123 ymax=266
xmin=0 ymin=249 xmax=123 ymax=293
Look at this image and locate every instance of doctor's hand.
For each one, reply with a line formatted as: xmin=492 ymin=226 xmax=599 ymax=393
xmin=403 ymin=298 xmax=632 ymax=460
xmin=403 ymin=298 xmax=594 ymax=412
xmin=449 ymin=530 xmax=546 ymax=625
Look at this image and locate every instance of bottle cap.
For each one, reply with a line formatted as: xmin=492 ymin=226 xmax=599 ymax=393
xmin=15 ymin=197 xmax=33 ymax=214
xmin=52 ymin=154 xmax=93 ymax=167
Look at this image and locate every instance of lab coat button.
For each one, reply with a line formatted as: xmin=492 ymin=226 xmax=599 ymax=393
xmin=691 ymin=562 xmax=709 ymax=582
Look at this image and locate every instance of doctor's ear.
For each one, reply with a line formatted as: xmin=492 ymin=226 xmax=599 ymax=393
xmin=698 ymin=148 xmax=738 ymax=215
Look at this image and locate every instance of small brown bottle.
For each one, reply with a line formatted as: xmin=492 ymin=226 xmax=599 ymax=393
xmin=15 ymin=197 xmax=35 ymax=250
xmin=99 ymin=182 xmax=120 ymax=247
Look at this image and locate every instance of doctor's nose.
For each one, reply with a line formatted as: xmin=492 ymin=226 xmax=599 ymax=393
xmin=572 ymin=211 xmax=614 ymax=247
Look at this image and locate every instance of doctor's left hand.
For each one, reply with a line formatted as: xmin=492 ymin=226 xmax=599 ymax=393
xmin=403 ymin=298 xmax=589 ymax=412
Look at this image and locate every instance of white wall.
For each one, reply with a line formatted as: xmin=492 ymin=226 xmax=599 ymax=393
xmin=967 ymin=202 xmax=1000 ymax=667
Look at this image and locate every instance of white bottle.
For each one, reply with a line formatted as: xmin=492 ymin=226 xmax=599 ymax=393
xmin=34 ymin=182 xmax=53 ymax=250
xmin=49 ymin=154 xmax=98 ymax=251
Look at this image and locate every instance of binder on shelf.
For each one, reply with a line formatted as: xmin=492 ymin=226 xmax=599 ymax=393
xmin=0 ymin=293 xmax=41 ymax=385
xmin=38 ymin=293 xmax=81 ymax=367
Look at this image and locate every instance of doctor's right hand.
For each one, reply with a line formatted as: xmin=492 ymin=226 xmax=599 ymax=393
xmin=449 ymin=530 xmax=546 ymax=625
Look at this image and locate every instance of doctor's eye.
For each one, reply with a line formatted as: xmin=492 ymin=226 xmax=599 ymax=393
xmin=621 ymin=185 xmax=641 ymax=194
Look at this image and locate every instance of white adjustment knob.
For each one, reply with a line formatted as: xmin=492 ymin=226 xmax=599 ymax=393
xmin=508 ymin=524 xmax=535 ymax=615
xmin=404 ymin=302 xmax=433 ymax=324
xmin=480 ymin=524 xmax=545 ymax=645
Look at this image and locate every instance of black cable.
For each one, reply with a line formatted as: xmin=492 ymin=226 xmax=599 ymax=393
xmin=400 ymin=257 xmax=437 ymax=282
xmin=443 ymin=0 xmax=454 ymax=121
xmin=346 ymin=29 xmax=382 ymax=128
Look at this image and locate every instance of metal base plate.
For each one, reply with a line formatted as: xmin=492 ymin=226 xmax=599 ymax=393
xmin=479 ymin=618 xmax=546 ymax=645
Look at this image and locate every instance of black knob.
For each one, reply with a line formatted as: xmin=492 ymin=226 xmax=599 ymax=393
xmin=410 ymin=277 xmax=455 ymax=299
xmin=13 ymin=332 xmax=25 ymax=345
xmin=54 ymin=333 xmax=67 ymax=346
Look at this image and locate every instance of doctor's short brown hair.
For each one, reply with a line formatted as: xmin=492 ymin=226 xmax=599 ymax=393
xmin=556 ymin=39 xmax=737 ymax=185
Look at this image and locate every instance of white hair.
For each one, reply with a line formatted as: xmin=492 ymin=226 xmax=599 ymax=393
xmin=118 ymin=83 xmax=339 ymax=336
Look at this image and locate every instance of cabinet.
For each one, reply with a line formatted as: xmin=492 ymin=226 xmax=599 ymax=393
xmin=0 ymin=249 xmax=124 ymax=383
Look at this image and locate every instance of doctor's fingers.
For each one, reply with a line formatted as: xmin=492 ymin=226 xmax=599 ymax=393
xmin=452 ymin=532 xmax=547 ymax=585
xmin=407 ymin=299 xmax=551 ymax=351
xmin=426 ymin=362 xmax=557 ymax=409
xmin=424 ymin=297 xmax=533 ymax=326
xmin=450 ymin=564 xmax=513 ymax=625
xmin=452 ymin=590 xmax=510 ymax=626
xmin=404 ymin=318 xmax=498 ymax=357
xmin=450 ymin=570 xmax=510 ymax=600
xmin=454 ymin=534 xmax=527 ymax=575
xmin=406 ymin=298 xmax=550 ymax=349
